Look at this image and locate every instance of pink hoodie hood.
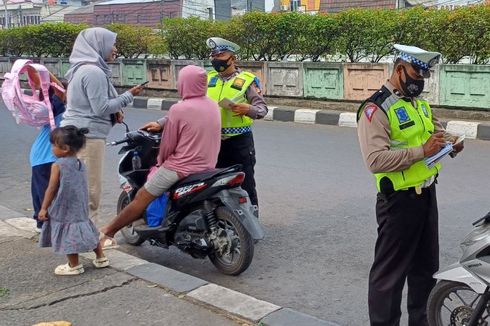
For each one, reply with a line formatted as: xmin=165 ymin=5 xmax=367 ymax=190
xmin=177 ymin=65 xmax=207 ymax=100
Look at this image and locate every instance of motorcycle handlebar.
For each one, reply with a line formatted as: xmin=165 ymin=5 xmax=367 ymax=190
xmin=107 ymin=138 xmax=129 ymax=146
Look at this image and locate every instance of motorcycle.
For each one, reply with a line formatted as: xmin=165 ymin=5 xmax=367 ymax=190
xmin=428 ymin=211 xmax=490 ymax=326
xmin=109 ymin=129 xmax=264 ymax=275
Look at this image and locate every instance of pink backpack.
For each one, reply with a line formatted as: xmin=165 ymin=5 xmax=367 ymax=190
xmin=1 ymin=59 xmax=65 ymax=130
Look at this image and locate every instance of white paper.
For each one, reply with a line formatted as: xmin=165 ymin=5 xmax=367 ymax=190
xmin=424 ymin=143 xmax=453 ymax=169
xmin=453 ymin=134 xmax=465 ymax=145
xmin=218 ymin=98 xmax=235 ymax=110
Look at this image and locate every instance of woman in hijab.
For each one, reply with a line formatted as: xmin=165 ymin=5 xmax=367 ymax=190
xmin=61 ymin=27 xmax=143 ymax=226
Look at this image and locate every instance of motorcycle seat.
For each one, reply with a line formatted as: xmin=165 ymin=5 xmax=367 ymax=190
xmin=173 ymin=164 xmax=242 ymax=187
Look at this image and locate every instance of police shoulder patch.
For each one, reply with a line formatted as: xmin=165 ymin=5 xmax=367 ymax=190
xmin=364 ymin=104 xmax=378 ymax=122
xmin=421 ymin=104 xmax=429 ymax=117
xmin=252 ymin=79 xmax=262 ymax=95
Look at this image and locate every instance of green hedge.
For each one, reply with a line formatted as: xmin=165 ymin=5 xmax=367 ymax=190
xmin=0 ymin=22 xmax=163 ymax=59
xmin=0 ymin=5 xmax=489 ymax=64
xmin=162 ymin=5 xmax=490 ymax=64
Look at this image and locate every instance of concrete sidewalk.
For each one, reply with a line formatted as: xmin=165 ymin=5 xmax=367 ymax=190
xmin=131 ymin=96 xmax=490 ymax=141
xmin=0 ymin=205 xmax=339 ymax=326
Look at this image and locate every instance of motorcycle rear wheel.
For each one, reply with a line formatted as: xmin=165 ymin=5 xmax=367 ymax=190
xmin=117 ymin=191 xmax=145 ymax=246
xmin=208 ymin=206 xmax=254 ymax=276
xmin=428 ymin=280 xmax=489 ymax=326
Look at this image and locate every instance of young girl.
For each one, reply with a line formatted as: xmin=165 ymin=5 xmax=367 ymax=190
xmin=38 ymin=125 xmax=109 ymax=275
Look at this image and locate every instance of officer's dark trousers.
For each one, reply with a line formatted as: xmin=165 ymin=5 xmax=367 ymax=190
xmin=368 ymin=183 xmax=439 ymax=326
xmin=216 ymin=132 xmax=258 ymax=208
xmin=31 ymin=163 xmax=53 ymax=228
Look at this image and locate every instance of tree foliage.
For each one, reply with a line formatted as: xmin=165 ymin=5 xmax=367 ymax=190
xmin=0 ymin=23 xmax=87 ymax=57
xmin=105 ymin=23 xmax=156 ymax=59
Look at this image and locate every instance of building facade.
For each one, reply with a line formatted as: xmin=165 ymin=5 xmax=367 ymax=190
xmin=0 ymin=0 xmax=43 ymax=28
xmin=64 ymin=0 xmax=213 ymax=27
xmin=318 ymin=0 xmax=433 ymax=12
xmin=437 ymin=0 xmax=486 ymax=9
xmin=64 ymin=0 xmax=265 ymax=25
xmin=64 ymin=0 xmax=181 ymax=27
xmin=279 ymin=0 xmax=321 ymax=12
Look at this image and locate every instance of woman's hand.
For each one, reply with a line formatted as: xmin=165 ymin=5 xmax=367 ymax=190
xmin=129 ymin=85 xmax=144 ymax=96
xmin=140 ymin=121 xmax=162 ymax=133
xmin=115 ymin=111 xmax=124 ymax=123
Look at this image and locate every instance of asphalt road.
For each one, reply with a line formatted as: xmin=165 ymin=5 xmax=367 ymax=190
xmin=1 ymin=105 xmax=489 ymax=325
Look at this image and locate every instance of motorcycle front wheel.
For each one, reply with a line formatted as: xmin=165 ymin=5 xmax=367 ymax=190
xmin=428 ymin=280 xmax=489 ymax=326
xmin=117 ymin=191 xmax=145 ymax=246
xmin=208 ymin=206 xmax=254 ymax=276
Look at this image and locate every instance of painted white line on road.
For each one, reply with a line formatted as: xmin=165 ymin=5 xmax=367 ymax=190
xmin=4 ymin=217 xmax=37 ymax=234
xmin=188 ymin=283 xmax=281 ymax=322
xmin=264 ymin=106 xmax=276 ymax=121
xmin=147 ymin=98 xmax=163 ymax=110
xmin=80 ymin=250 xmax=147 ymax=271
xmin=339 ymin=112 xmax=358 ymax=128
xmin=0 ymin=220 xmax=34 ymax=239
xmin=446 ymin=121 xmax=479 ymax=139
xmin=294 ymin=109 xmax=320 ymax=124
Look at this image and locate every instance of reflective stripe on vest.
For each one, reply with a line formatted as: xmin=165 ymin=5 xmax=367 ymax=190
xmin=207 ymin=70 xmax=255 ymax=137
xmin=364 ymin=99 xmax=441 ymax=192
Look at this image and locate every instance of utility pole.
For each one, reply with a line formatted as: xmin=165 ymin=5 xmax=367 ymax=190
xmin=4 ymin=0 xmax=8 ymax=29
xmin=18 ymin=4 xmax=22 ymax=26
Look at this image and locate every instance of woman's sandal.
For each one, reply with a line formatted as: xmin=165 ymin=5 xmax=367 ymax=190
xmin=93 ymin=257 xmax=110 ymax=269
xmin=99 ymin=232 xmax=119 ymax=250
xmin=54 ymin=263 xmax=84 ymax=275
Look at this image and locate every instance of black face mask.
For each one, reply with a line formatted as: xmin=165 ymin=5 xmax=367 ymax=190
xmin=211 ymin=57 xmax=231 ymax=73
xmin=399 ymin=66 xmax=424 ymax=97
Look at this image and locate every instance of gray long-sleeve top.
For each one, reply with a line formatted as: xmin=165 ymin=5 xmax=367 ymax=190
xmin=61 ymin=65 xmax=133 ymax=139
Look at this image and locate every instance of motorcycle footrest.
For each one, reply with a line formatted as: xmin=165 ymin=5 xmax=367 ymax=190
xmin=133 ymin=225 xmax=170 ymax=237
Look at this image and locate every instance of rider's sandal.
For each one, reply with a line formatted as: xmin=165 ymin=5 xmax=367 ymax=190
xmin=99 ymin=232 xmax=119 ymax=250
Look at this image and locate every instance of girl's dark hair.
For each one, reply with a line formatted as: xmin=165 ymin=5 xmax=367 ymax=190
xmin=50 ymin=125 xmax=89 ymax=153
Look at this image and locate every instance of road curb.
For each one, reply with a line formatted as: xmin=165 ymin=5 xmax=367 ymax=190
xmin=132 ymin=96 xmax=490 ymax=141
xmin=0 ymin=207 xmax=340 ymax=326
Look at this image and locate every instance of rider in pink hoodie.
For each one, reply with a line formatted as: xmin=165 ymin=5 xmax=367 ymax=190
xmin=157 ymin=65 xmax=221 ymax=177
xmin=99 ymin=65 xmax=221 ymax=246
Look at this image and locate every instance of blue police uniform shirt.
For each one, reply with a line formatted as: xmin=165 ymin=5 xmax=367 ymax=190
xmin=29 ymin=95 xmax=66 ymax=167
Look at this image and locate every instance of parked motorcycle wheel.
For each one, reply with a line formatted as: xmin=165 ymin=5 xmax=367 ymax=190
xmin=428 ymin=280 xmax=488 ymax=326
xmin=208 ymin=206 xmax=254 ymax=276
xmin=117 ymin=191 xmax=145 ymax=246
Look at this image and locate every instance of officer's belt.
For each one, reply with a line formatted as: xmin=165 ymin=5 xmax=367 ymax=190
xmin=399 ymin=175 xmax=436 ymax=193
xmin=381 ymin=175 xmax=436 ymax=195
xmin=221 ymin=126 xmax=252 ymax=139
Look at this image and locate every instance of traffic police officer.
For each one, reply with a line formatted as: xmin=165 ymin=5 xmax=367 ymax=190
xmin=357 ymin=44 xmax=464 ymax=326
xmin=206 ymin=37 xmax=268 ymax=218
